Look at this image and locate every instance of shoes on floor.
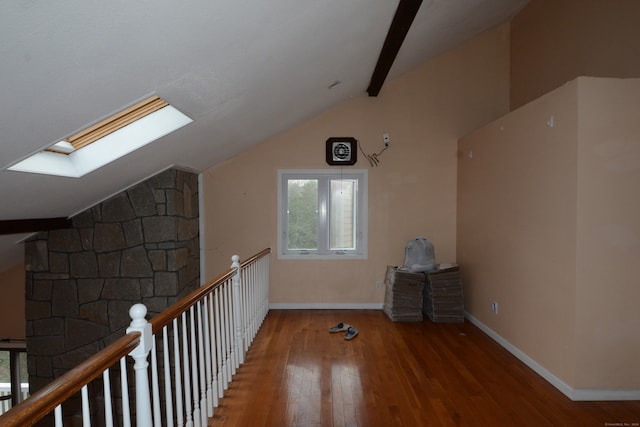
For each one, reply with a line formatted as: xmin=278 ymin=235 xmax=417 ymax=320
xmin=344 ymin=326 xmax=358 ymax=340
xmin=328 ymin=322 xmax=351 ymax=333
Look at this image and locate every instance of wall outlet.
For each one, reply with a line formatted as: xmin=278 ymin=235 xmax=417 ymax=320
xmin=376 ymin=280 xmax=382 ymax=289
xmin=383 ymin=133 xmax=390 ymax=147
xmin=491 ymin=301 xmax=499 ymax=314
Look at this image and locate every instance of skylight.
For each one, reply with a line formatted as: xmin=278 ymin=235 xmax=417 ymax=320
xmin=7 ymin=95 xmax=192 ymax=178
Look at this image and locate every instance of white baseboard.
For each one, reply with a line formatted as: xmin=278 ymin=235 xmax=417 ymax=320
xmin=465 ymin=312 xmax=640 ymax=401
xmin=269 ymin=302 xmax=384 ymax=310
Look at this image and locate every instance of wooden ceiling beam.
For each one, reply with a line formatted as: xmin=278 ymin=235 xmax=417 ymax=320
xmin=0 ymin=218 xmax=72 ymax=235
xmin=367 ymin=0 xmax=423 ymax=97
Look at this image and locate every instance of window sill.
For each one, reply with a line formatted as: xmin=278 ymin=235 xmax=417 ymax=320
xmin=278 ymin=252 xmax=368 ymax=261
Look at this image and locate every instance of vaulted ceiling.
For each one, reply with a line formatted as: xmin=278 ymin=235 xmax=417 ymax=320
xmin=0 ymin=0 xmax=528 ymax=271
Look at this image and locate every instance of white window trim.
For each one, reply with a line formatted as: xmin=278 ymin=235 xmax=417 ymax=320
xmin=277 ymin=169 xmax=368 ymax=260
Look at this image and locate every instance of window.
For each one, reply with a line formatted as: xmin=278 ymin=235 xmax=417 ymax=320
xmin=278 ymin=169 xmax=367 ymax=259
xmin=0 ymin=343 xmax=28 ymax=415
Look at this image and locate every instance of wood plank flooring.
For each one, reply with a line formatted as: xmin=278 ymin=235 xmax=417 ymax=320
xmin=209 ymin=310 xmax=640 ymax=426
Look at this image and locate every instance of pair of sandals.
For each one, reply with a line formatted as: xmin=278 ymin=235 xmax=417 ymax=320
xmin=328 ymin=322 xmax=358 ymax=340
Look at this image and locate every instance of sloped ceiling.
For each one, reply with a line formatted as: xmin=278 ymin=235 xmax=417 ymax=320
xmin=0 ymin=0 xmax=527 ymax=271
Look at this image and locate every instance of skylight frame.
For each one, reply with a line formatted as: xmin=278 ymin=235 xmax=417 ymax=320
xmin=7 ymin=96 xmax=192 ymax=178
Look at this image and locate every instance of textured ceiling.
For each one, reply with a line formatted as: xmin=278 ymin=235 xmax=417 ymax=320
xmin=0 ymin=0 xmax=528 ymax=271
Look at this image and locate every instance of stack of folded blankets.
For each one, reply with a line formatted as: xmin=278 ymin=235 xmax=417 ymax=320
xmin=383 ymin=266 xmax=425 ymax=322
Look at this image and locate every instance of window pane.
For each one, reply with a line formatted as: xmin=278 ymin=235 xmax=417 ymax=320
xmin=18 ymin=352 xmax=28 ymax=395
xmin=0 ymin=351 xmax=10 ymax=411
xmin=287 ymin=179 xmax=318 ymax=250
xmin=278 ymin=169 xmax=367 ymax=258
xmin=0 ymin=349 xmax=28 ymax=409
xmin=0 ymin=351 xmax=8 ymax=384
xmin=330 ymin=179 xmax=357 ymax=250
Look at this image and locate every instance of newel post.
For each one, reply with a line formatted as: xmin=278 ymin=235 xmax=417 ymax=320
xmin=127 ymin=303 xmax=153 ymax=427
xmin=231 ymin=255 xmax=245 ymax=365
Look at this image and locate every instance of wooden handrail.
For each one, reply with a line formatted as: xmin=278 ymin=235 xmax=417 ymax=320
xmin=0 ymin=332 xmax=141 ymax=427
xmin=0 ymin=247 xmax=271 ymax=426
xmin=149 ymin=248 xmax=271 ymax=334
xmin=149 ymin=269 xmax=235 ymax=334
xmin=239 ymin=247 xmax=271 ymax=269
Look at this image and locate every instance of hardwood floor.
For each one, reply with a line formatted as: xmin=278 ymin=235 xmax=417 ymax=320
xmin=209 ymin=310 xmax=640 ymax=426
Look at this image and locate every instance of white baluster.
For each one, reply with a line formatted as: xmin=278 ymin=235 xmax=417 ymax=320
xmin=126 ymin=304 xmax=153 ymax=427
xmin=173 ymin=318 xmax=184 ymax=427
xmin=214 ymin=287 xmax=225 ymax=398
xmin=196 ymin=303 xmax=207 ymax=427
xmin=242 ymin=265 xmax=250 ymax=352
xmin=207 ymin=293 xmax=219 ymax=408
xmin=220 ymin=284 xmax=229 ymax=391
xmin=263 ymin=259 xmax=268 ymax=318
xmin=264 ymin=254 xmax=270 ymax=321
xmin=202 ymin=295 xmax=214 ymax=416
xmin=54 ymin=404 xmax=63 ymax=427
xmin=253 ymin=260 xmax=259 ymax=339
xmin=103 ymin=369 xmax=114 ymax=427
xmin=151 ymin=336 xmax=161 ymax=427
xmin=250 ymin=262 xmax=257 ymax=343
xmin=163 ymin=326 xmax=175 ymax=427
xmin=252 ymin=262 xmax=259 ymax=341
xmin=232 ymin=255 xmax=245 ymax=366
xmin=257 ymin=258 xmax=263 ymax=327
xmin=181 ymin=312 xmax=193 ymax=427
xmin=81 ymin=385 xmax=91 ymax=426
xmin=120 ymin=357 xmax=131 ymax=427
xmin=250 ymin=263 xmax=256 ymax=337
xmin=225 ymin=281 xmax=235 ymax=377
xmin=189 ymin=306 xmax=201 ymax=427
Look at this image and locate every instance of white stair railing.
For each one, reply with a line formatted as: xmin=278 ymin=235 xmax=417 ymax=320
xmin=146 ymin=249 xmax=271 ymax=427
xmin=0 ymin=249 xmax=271 ymax=427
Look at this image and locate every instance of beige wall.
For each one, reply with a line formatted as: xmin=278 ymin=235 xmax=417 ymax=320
xmin=458 ymin=80 xmax=579 ymax=387
xmin=0 ymin=263 xmax=26 ymax=340
xmin=202 ymin=24 xmax=511 ymax=305
xmin=510 ymin=0 xmax=640 ymax=110
xmin=458 ymin=77 xmax=640 ymax=392
xmin=574 ymin=77 xmax=640 ymax=389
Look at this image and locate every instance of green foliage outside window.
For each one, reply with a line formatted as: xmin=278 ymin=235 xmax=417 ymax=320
xmin=279 ymin=169 xmax=366 ymax=258
xmin=0 ymin=352 xmax=9 ymax=382
xmin=287 ymin=179 xmax=318 ymax=250
xmin=0 ymin=350 xmax=28 ymax=383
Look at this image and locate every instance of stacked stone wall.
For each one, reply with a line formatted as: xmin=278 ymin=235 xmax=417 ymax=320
xmin=24 ymin=168 xmax=200 ymax=394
